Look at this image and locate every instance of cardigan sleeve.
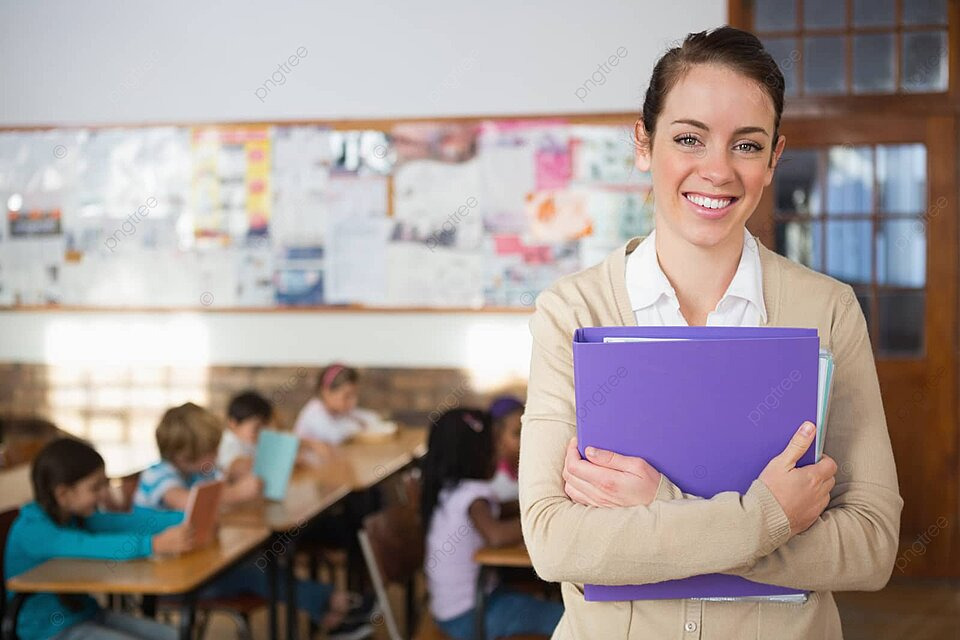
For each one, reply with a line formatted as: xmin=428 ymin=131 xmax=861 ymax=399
xmin=725 ymin=286 xmax=903 ymax=591
xmin=519 ymin=289 xmax=793 ymax=585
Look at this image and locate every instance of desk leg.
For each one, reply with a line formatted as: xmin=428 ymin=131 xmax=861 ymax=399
xmin=286 ymin=539 xmax=298 ymax=640
xmin=142 ymin=594 xmax=157 ymax=618
xmin=177 ymin=591 xmax=196 ymax=640
xmin=474 ymin=567 xmax=486 ymax=640
xmin=267 ymin=546 xmax=279 ymax=640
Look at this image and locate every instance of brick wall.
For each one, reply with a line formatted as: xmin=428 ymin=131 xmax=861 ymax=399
xmin=0 ymin=362 xmax=528 ymax=443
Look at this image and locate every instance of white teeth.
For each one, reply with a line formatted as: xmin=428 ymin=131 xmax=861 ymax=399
xmin=685 ymin=193 xmax=732 ymax=210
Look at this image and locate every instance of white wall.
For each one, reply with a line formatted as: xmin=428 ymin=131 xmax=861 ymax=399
xmin=0 ymin=1 xmax=726 ymax=373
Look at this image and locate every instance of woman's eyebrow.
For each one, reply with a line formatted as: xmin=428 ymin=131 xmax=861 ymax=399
xmin=671 ymin=119 xmax=770 ymax=137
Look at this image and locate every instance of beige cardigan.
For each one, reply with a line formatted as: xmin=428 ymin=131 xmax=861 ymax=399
xmin=518 ymin=235 xmax=903 ymax=640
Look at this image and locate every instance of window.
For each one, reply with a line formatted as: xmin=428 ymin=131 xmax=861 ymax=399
xmin=752 ymin=0 xmax=948 ymax=96
xmin=772 ymin=143 xmax=929 ymax=355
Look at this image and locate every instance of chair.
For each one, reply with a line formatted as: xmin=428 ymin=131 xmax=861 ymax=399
xmin=0 ymin=507 xmax=24 ymax=640
xmin=158 ymin=594 xmax=265 ymax=640
xmin=358 ymin=504 xmax=426 ymax=640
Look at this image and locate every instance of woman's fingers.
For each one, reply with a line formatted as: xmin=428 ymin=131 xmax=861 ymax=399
xmin=563 ymin=469 xmax=615 ymax=507
xmin=585 ymin=446 xmax=656 ymax=478
xmin=564 ymin=478 xmax=603 ymax=507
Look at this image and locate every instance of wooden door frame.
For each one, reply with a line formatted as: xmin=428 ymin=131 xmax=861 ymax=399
xmin=732 ymin=0 xmax=960 ymax=580
xmin=748 ymin=113 xmax=960 ymax=578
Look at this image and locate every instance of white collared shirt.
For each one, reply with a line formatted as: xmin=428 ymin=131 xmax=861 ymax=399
xmin=624 ymin=227 xmax=767 ymax=327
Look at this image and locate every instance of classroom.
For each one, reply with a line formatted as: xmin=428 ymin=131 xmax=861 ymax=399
xmin=0 ymin=1 xmax=957 ymax=639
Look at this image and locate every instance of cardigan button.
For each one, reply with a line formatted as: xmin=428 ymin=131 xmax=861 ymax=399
xmin=685 ymin=621 xmax=698 ymax=632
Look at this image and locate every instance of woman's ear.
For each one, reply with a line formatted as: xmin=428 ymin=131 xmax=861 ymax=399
xmin=764 ymin=134 xmax=787 ymax=187
xmin=634 ymin=120 xmax=652 ymax=173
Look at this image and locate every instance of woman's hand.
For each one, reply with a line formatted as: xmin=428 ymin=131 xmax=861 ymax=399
xmin=562 ymin=437 xmax=662 ymax=507
xmin=152 ymin=523 xmax=196 ymax=555
xmin=759 ymin=421 xmax=837 ymax=535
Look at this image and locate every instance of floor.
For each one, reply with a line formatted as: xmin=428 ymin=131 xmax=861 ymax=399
xmin=191 ymin=578 xmax=960 ymax=639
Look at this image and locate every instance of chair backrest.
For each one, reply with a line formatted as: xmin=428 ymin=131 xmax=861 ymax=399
xmin=358 ymin=504 xmax=424 ymax=640
xmin=0 ymin=507 xmax=22 ymax=635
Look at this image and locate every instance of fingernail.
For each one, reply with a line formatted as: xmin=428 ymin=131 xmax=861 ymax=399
xmin=801 ymin=422 xmax=815 ymax=436
xmin=585 ymin=446 xmax=597 ymax=457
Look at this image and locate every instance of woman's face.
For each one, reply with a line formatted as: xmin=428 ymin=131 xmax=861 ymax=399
xmin=636 ymin=63 xmax=786 ymax=250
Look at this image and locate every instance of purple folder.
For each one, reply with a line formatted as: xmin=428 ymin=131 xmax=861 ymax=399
xmin=572 ymin=326 xmax=819 ymax=601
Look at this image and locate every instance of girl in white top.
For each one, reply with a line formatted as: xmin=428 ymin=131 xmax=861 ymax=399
xmin=487 ymin=395 xmax=524 ymax=503
xmin=295 ymin=364 xmax=380 ymax=456
xmin=422 ymin=409 xmax=562 ymax=640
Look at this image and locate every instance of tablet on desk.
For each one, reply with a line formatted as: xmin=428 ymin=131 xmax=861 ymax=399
xmin=184 ymin=479 xmax=224 ymax=548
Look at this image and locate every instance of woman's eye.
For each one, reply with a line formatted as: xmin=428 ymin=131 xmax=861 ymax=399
xmin=675 ymin=135 xmax=700 ymax=147
xmin=735 ymin=141 xmax=763 ymax=152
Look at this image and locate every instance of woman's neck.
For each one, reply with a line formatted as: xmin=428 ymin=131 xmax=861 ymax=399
xmin=654 ymin=224 xmax=745 ymax=326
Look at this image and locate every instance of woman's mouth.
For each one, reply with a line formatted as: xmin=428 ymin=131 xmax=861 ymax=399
xmin=683 ymin=192 xmax=739 ymax=220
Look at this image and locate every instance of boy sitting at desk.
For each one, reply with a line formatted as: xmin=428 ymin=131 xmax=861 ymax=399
xmin=134 ymin=402 xmax=261 ymax=510
xmin=133 ymin=401 xmax=376 ymax=638
xmin=218 ymin=390 xmax=272 ymax=482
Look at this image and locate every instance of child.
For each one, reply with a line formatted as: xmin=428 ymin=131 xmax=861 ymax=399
xmin=218 ymin=390 xmax=272 ymax=481
xmin=294 ymin=364 xmax=380 ymax=456
xmin=421 ymin=409 xmax=562 ymax=640
xmin=133 ymin=402 xmax=261 ymax=511
xmin=4 ymin=438 xmax=191 ymax=640
xmin=134 ymin=402 xmax=375 ymax=639
xmin=487 ymin=395 xmax=524 ymax=503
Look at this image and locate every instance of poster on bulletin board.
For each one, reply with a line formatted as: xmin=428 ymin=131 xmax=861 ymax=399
xmin=0 ymin=118 xmax=653 ymax=309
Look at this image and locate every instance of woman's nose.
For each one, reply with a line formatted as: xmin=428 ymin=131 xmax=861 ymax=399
xmin=697 ymin=147 xmax=735 ymax=186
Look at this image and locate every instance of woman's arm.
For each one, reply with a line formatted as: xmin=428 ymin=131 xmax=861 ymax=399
xmin=724 ymin=289 xmax=903 ymax=591
xmin=520 ymin=290 xmax=793 ymax=586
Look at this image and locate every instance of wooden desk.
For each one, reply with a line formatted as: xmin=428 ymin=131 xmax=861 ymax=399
xmin=306 ymin=427 xmax=427 ymax=491
xmin=220 ymin=471 xmax=350 ymax=531
xmin=473 ymin=544 xmax=532 ymax=569
xmin=0 ymin=464 xmax=32 ymax=512
xmin=473 ymin=544 xmax=533 ymax=640
xmin=5 ymin=526 xmax=270 ymax=640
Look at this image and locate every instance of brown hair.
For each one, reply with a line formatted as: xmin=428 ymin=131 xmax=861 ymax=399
xmin=315 ymin=364 xmax=359 ymax=394
xmin=155 ymin=402 xmax=223 ymax=461
xmin=639 ymin=26 xmax=785 ymax=162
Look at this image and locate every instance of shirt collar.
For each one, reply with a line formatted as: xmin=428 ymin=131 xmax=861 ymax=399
xmin=625 ymin=227 xmax=767 ymax=323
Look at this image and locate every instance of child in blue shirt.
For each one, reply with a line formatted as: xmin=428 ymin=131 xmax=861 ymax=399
xmin=4 ymin=438 xmax=192 ymax=640
xmin=134 ymin=402 xmax=374 ymax=639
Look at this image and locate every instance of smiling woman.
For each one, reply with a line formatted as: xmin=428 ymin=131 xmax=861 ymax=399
xmin=519 ymin=25 xmax=902 ymax=640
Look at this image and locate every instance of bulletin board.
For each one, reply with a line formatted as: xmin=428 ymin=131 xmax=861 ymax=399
xmin=0 ymin=114 xmax=652 ymax=310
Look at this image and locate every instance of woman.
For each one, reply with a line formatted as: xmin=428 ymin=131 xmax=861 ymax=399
xmin=518 ymin=26 xmax=902 ymax=639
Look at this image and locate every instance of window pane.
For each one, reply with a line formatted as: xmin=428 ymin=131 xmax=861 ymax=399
xmin=903 ymin=0 xmax=947 ymax=25
xmin=778 ymin=220 xmax=823 ymax=271
xmin=827 ymin=145 xmax=873 ymax=215
xmin=878 ymin=291 xmax=925 ymax=355
xmin=825 ymin=220 xmax=872 ymax=285
xmin=854 ymin=0 xmax=895 ymax=27
xmin=804 ymin=0 xmax=846 ymax=28
xmin=877 ymin=144 xmax=926 ymax=214
xmin=878 ymin=219 xmax=926 ymax=287
xmin=901 ymin=31 xmax=948 ymax=92
xmin=763 ymin=38 xmax=801 ymax=96
xmin=755 ymin=0 xmax=797 ymax=31
xmin=853 ymin=34 xmax=896 ymax=93
xmin=774 ymin=148 xmax=821 ymax=214
xmin=804 ymin=36 xmax=847 ymax=94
